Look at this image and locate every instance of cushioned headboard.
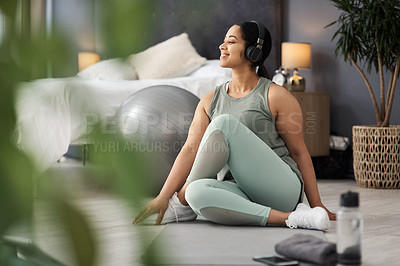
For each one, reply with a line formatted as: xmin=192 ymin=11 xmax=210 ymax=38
xmin=149 ymin=0 xmax=282 ymax=77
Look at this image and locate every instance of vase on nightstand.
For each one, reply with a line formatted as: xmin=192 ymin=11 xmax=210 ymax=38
xmin=288 ymin=70 xmax=305 ymax=92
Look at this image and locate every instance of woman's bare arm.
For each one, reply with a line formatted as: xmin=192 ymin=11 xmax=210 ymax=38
xmin=269 ymin=84 xmax=336 ymax=220
xmin=133 ymin=90 xmax=213 ymax=224
xmin=158 ymin=94 xmax=212 ymax=198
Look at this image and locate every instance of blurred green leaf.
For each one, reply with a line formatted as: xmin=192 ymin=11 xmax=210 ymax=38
xmin=0 ymin=55 xmax=33 ymax=241
xmin=0 ymin=1 xmax=17 ymax=20
xmin=89 ymin=127 xmax=152 ymax=203
xmin=59 ymin=201 xmax=96 ymax=266
xmin=98 ymin=0 xmax=156 ymax=57
xmin=0 ymin=145 xmax=33 ymax=237
xmin=1 ymin=0 xmax=164 ymax=264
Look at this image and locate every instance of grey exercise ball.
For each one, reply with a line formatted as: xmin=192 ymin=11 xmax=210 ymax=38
xmin=116 ymin=85 xmax=200 ymax=195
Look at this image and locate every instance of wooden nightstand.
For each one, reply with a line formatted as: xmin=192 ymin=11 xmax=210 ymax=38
xmin=291 ymin=92 xmax=330 ymax=157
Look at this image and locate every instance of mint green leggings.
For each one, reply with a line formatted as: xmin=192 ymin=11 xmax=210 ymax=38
xmin=185 ymin=114 xmax=302 ymax=226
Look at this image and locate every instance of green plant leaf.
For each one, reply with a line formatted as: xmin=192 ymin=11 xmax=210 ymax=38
xmin=59 ymin=201 xmax=96 ymax=266
xmin=327 ymin=0 xmax=400 ymax=125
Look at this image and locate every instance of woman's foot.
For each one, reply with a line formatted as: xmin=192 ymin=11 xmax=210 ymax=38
xmin=285 ymin=203 xmax=330 ymax=230
xmin=139 ymin=193 xmax=197 ymax=225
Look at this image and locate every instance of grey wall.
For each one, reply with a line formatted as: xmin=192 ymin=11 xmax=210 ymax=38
xmin=282 ymin=0 xmax=400 ymax=138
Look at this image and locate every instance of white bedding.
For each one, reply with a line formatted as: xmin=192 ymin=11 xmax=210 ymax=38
xmin=15 ymin=64 xmax=231 ymax=173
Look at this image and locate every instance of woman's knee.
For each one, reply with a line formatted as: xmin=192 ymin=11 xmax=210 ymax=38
xmin=212 ymin=114 xmax=236 ymax=124
xmin=185 ymin=179 xmax=214 ymax=211
xmin=209 ymin=114 xmax=240 ymax=135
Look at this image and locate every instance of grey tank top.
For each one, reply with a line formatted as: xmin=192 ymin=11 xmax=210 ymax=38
xmin=208 ymin=77 xmax=302 ymax=181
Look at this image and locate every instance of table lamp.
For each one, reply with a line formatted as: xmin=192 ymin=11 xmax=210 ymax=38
xmin=78 ymin=52 xmax=100 ymax=72
xmin=281 ymin=42 xmax=311 ymax=91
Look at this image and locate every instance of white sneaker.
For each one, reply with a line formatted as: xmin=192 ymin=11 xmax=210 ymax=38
xmin=285 ymin=203 xmax=330 ymax=230
xmin=141 ymin=193 xmax=197 ymax=225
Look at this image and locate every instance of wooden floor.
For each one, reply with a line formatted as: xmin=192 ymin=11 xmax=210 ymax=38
xmin=318 ymin=179 xmax=400 ymax=266
xmin=9 ymin=159 xmax=400 ymax=265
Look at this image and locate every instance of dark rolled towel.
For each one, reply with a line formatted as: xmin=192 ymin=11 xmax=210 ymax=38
xmin=275 ymin=233 xmax=337 ymax=265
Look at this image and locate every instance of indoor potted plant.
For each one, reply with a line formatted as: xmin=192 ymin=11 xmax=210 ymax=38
xmin=328 ymin=0 xmax=400 ymax=188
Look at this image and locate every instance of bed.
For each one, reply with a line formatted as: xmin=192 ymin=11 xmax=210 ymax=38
xmin=14 ymin=0 xmax=282 ymax=174
xmin=15 ymin=60 xmax=231 ymax=173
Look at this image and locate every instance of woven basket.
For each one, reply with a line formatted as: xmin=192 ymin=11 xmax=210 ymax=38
xmin=353 ymin=125 xmax=400 ymax=189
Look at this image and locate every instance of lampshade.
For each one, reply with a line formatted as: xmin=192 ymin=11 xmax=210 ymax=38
xmin=281 ymin=42 xmax=311 ymax=69
xmin=78 ymin=52 xmax=100 ymax=71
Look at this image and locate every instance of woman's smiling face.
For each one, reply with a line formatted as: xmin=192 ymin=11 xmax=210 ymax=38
xmin=219 ymin=25 xmax=249 ymax=68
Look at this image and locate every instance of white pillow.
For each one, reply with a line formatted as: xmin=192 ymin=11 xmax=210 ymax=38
xmin=188 ymin=60 xmax=232 ymax=78
xmin=131 ymin=33 xmax=206 ymax=79
xmin=78 ymin=58 xmax=138 ymax=80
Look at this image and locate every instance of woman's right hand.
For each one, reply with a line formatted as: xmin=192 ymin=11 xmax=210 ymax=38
xmin=132 ymin=196 xmax=170 ymax=225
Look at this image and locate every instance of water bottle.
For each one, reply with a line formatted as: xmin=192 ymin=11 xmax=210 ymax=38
xmin=337 ymin=191 xmax=363 ymax=265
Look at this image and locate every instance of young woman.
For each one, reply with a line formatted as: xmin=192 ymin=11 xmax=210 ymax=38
xmin=133 ymin=21 xmax=335 ymax=229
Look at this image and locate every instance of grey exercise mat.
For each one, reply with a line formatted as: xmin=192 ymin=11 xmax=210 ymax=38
xmin=142 ymin=219 xmax=326 ymax=265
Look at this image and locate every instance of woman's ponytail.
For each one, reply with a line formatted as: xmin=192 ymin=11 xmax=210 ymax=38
xmin=257 ymin=64 xmax=269 ymax=79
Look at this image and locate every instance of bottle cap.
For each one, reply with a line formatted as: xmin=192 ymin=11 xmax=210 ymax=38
xmin=340 ymin=191 xmax=359 ymax=207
